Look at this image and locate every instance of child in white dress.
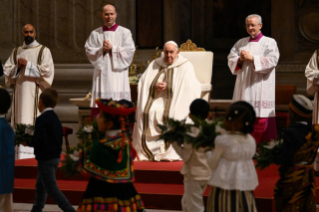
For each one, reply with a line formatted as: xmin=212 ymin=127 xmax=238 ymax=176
xmin=206 ymin=101 xmax=259 ymax=212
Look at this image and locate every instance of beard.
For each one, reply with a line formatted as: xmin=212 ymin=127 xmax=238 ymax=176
xmin=24 ymin=36 xmax=34 ymax=43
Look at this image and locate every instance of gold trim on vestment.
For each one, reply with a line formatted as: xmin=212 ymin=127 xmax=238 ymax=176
xmin=37 ymin=46 xmax=45 ymax=66
xmin=22 ymin=44 xmax=41 ymax=49
xmin=13 ymin=47 xmax=19 ymax=65
xmin=141 ymin=69 xmax=166 ymax=161
xmin=32 ymin=45 xmax=45 ymax=125
xmin=163 ymin=69 xmax=174 ymax=122
xmin=11 ymin=47 xmax=20 ymax=128
xmin=155 ymin=59 xmax=188 ymax=69
xmin=8 ymin=47 xmax=20 ymax=81
xmin=12 ymin=85 xmax=16 ymax=127
xmin=37 ymin=47 xmax=52 ymax=87
xmin=163 ymin=68 xmax=174 ymax=151
xmin=33 ymin=84 xmax=39 ymax=125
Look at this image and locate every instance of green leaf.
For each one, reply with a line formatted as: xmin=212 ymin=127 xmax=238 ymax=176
xmin=255 ymin=141 xmax=283 ymax=170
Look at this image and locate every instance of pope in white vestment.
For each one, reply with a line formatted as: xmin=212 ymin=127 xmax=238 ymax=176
xmin=133 ymin=41 xmax=201 ymax=161
xmin=85 ymin=23 xmax=135 ymax=108
xmin=4 ymin=40 xmax=54 ymax=159
xmin=228 ymin=14 xmax=280 ymax=143
xmin=305 ymin=49 xmax=319 ymax=124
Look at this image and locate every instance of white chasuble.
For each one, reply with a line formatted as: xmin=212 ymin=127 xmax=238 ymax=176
xmin=228 ymin=36 xmax=279 ymax=118
xmin=85 ymin=24 xmax=135 ymax=107
xmin=305 ymin=49 xmax=319 ymax=124
xmin=4 ymin=41 xmax=54 ymax=159
xmin=133 ymin=55 xmax=201 ymax=161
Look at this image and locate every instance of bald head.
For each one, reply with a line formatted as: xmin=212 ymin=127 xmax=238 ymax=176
xmin=102 ymin=4 xmax=116 ymax=13
xmin=22 ymin=24 xmax=35 ymax=33
xmin=101 ymin=4 xmax=117 ymax=27
xmin=22 ymin=24 xmax=36 ymax=45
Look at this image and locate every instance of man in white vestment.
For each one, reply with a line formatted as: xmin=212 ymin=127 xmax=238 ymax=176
xmin=133 ymin=41 xmax=201 ymax=161
xmin=228 ymin=14 xmax=280 ymax=144
xmin=4 ymin=24 xmax=54 ymax=159
xmin=305 ymin=49 xmax=319 ymax=124
xmin=85 ymin=4 xmax=135 ymax=119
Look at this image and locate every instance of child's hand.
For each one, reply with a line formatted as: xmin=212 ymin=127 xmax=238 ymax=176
xmin=20 ymin=141 xmax=27 ymax=146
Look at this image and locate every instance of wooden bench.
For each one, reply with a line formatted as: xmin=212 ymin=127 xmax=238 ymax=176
xmin=62 ymin=127 xmax=73 ymax=152
xmin=275 ymin=84 xmax=297 ymax=129
xmin=209 ymin=84 xmax=297 ymax=129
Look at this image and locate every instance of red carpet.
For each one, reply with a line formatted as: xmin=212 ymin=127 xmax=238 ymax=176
xmin=13 ymin=155 xmax=319 ymax=211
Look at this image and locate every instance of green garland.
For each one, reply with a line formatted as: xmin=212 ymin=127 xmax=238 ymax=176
xmin=76 ymin=121 xmax=100 ymax=143
xmin=158 ymin=117 xmax=224 ymax=149
xmin=61 ymin=121 xmax=101 ymax=176
xmin=157 ymin=118 xmax=192 ymax=145
xmin=255 ymin=139 xmax=283 ymax=170
xmin=15 ymin=124 xmax=35 ymax=146
xmin=185 ymin=118 xmax=224 ymax=149
xmin=255 ymin=125 xmax=319 ymax=170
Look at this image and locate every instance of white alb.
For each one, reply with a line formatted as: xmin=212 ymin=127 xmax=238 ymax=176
xmin=85 ymin=25 xmax=135 ymax=107
xmin=228 ymin=36 xmax=279 ymax=118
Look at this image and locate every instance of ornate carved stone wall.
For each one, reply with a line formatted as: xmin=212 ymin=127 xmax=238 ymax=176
xmin=295 ymin=0 xmax=319 ymax=55
xmin=0 ymin=0 xmax=136 ymax=63
xmin=272 ymin=0 xmax=319 ymax=96
xmin=0 ymin=0 xmax=137 ymax=148
xmin=0 ymin=0 xmax=317 ymax=147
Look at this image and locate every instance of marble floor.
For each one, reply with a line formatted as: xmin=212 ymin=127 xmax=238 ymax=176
xmin=13 ymin=203 xmax=181 ymax=212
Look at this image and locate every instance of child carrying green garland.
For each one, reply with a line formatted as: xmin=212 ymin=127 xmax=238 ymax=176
xmin=77 ymin=98 xmax=145 ymax=212
xmin=274 ymin=94 xmax=316 ymax=212
xmin=172 ymin=99 xmax=212 ymax=212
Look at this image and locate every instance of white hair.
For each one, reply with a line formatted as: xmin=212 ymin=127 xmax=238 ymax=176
xmin=246 ymin=14 xmax=262 ymax=24
xmin=163 ymin=41 xmax=178 ymax=51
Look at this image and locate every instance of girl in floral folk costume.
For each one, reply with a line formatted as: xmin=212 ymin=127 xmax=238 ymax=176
xmin=206 ymin=101 xmax=258 ymax=212
xmin=77 ymin=99 xmax=145 ymax=212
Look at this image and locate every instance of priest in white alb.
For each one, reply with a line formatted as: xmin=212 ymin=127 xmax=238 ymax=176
xmin=4 ymin=24 xmax=54 ymax=159
xmin=85 ymin=4 xmax=135 ymax=119
xmin=305 ymin=49 xmax=319 ymax=124
xmin=133 ymin=41 xmax=201 ymax=161
xmin=228 ymin=14 xmax=280 ymax=144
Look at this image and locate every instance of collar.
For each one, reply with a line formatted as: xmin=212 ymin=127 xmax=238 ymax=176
xmin=155 ymin=54 xmax=188 ymax=69
xmin=0 ymin=114 xmax=5 ymax=118
xmin=102 ymin=23 xmax=119 ymax=32
xmin=249 ymin=32 xmax=263 ymax=42
xmin=42 ymin=107 xmax=53 ymax=114
xmin=295 ymin=121 xmax=308 ymax=125
xmin=106 ymin=129 xmax=122 ymax=137
xmin=23 ymin=40 xmax=40 ymax=48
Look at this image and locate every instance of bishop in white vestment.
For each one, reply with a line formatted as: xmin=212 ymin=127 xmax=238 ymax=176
xmin=228 ymin=14 xmax=279 ymax=143
xmin=4 ymin=24 xmax=54 ymax=159
xmin=133 ymin=41 xmax=201 ymax=161
xmin=305 ymin=49 xmax=319 ymax=124
xmin=85 ymin=5 xmax=135 ymax=118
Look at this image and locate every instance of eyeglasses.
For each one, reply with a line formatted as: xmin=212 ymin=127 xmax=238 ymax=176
xmin=245 ymin=24 xmax=261 ymax=28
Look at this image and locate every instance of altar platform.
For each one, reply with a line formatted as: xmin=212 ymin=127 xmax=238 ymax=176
xmin=13 ymin=155 xmax=319 ymax=212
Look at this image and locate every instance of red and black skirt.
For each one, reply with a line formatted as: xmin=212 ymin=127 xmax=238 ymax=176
xmin=77 ymin=177 xmax=144 ymax=212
